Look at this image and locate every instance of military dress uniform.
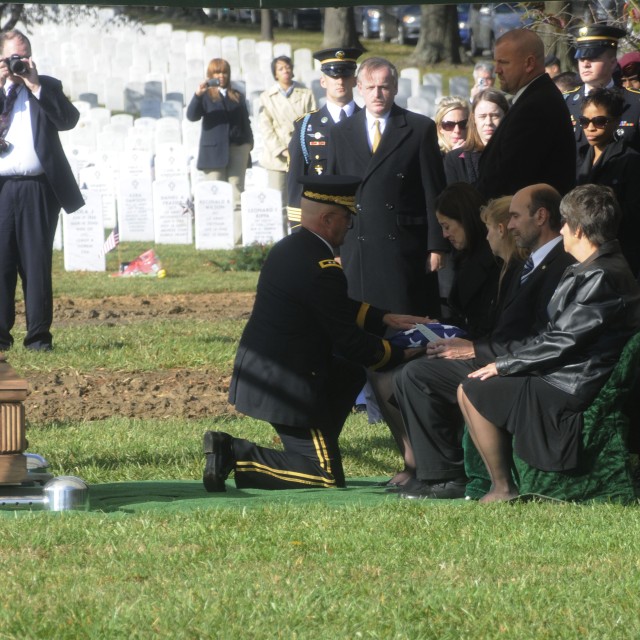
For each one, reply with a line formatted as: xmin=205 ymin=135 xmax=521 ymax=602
xmin=564 ymin=24 xmax=640 ymax=156
xmin=285 ymin=47 xmax=362 ymax=232
xmin=286 ymin=104 xmax=360 ymax=230
xmin=222 ymin=176 xmax=407 ymax=490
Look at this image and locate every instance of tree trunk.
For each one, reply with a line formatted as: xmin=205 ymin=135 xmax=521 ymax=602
xmin=531 ymin=2 xmax=577 ymax=74
xmin=260 ymin=9 xmax=273 ymax=42
xmin=322 ymin=7 xmax=362 ymax=49
xmin=411 ymin=5 xmax=461 ymax=65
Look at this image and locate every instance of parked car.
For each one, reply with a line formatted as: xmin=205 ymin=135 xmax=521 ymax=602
xmin=396 ymin=4 xmax=474 ymax=47
xmin=458 ymin=4 xmax=471 ymax=49
xmin=468 ymin=3 xmax=534 ymax=56
xmin=397 ymin=5 xmax=420 ymax=45
xmin=354 ymin=5 xmax=402 ymax=41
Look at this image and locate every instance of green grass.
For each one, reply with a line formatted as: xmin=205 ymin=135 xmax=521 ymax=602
xmin=51 ymin=243 xmax=260 ymax=298
xmin=3 ymin=219 xmax=640 ymax=638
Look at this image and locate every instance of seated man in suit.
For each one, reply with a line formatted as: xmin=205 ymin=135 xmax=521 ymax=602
xmin=393 ymin=184 xmax=575 ymax=499
xmin=203 ymin=175 xmax=425 ymax=492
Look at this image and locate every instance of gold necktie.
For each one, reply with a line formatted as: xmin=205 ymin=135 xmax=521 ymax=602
xmin=372 ymin=119 xmax=381 ymax=153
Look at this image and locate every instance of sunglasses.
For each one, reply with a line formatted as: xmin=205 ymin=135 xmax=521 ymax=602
xmin=441 ymin=119 xmax=468 ymax=131
xmin=578 ymin=116 xmax=613 ymax=129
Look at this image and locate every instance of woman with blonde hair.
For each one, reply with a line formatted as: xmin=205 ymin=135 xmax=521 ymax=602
xmin=187 ymin=58 xmax=253 ymax=240
xmin=445 ymin=88 xmax=509 ymax=185
xmin=434 ymin=96 xmax=469 ymax=155
xmin=480 ymin=195 xmax=525 ymax=304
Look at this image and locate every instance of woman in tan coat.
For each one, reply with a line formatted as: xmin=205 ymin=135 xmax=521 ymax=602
xmin=259 ymin=55 xmax=315 ymax=224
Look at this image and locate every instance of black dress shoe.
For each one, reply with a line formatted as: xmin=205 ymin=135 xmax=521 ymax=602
xmin=203 ymin=431 xmax=236 ymax=492
xmin=399 ymin=478 xmax=468 ymax=500
xmin=25 ymin=343 xmax=52 ymax=352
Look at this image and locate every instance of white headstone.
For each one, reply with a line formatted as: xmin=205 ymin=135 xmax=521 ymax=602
xmin=154 ymin=143 xmax=189 ymax=181
xmin=117 ymin=151 xmax=154 ymax=241
xmin=153 ymin=177 xmax=193 ymax=244
xmin=62 ymin=190 xmax=106 ymax=272
xmin=79 ymin=165 xmax=117 ymax=228
xmin=243 ymin=166 xmax=268 ymax=191
xmin=423 ymin=72 xmax=444 ymax=98
xmin=400 ymin=67 xmax=421 ymax=97
xmin=241 ymin=188 xmax=284 ymax=245
xmin=194 ymin=180 xmax=235 ymax=250
xmin=449 ymin=76 xmax=471 ymax=98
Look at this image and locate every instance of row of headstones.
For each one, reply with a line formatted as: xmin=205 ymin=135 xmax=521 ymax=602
xmin=28 ymin=22 xmax=471 ymax=117
xmin=59 ymin=182 xmax=285 ymax=272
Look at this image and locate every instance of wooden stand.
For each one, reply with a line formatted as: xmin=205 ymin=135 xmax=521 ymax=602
xmin=0 ymin=359 xmax=28 ymax=484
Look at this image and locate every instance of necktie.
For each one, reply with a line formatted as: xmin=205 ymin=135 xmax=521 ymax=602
xmin=520 ymin=255 xmax=535 ymax=284
xmin=0 ymin=84 xmax=18 ymax=154
xmin=372 ymin=119 xmax=381 ymax=153
xmin=339 ymin=108 xmax=347 ymax=122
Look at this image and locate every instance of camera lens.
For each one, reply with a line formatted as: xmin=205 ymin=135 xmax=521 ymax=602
xmin=8 ymin=57 xmax=27 ymax=75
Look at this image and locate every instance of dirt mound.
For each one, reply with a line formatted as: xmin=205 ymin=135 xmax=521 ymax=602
xmin=26 ymin=368 xmax=236 ymax=424
xmin=14 ymin=292 xmax=255 ymax=424
xmin=51 ymin=292 xmax=255 ymax=326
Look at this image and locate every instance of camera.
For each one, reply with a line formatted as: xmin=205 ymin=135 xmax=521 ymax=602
xmin=5 ymin=55 xmax=28 ymax=75
xmin=206 ymin=78 xmax=221 ymax=87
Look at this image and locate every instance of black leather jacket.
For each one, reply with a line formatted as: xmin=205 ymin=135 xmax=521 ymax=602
xmin=496 ymin=240 xmax=640 ymax=401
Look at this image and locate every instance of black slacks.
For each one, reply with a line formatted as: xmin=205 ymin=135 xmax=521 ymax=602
xmin=232 ymin=359 xmax=365 ymax=490
xmin=393 ymin=357 xmax=478 ymax=481
xmin=0 ymin=175 xmax=59 ymax=349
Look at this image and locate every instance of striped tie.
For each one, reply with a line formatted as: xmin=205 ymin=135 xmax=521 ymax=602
xmin=520 ymin=256 xmax=535 ymax=284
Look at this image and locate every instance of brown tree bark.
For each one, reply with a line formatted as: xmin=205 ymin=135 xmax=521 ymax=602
xmin=322 ymin=7 xmax=363 ymax=49
xmin=260 ymin=9 xmax=274 ymax=42
xmin=411 ymin=5 xmax=461 ymax=65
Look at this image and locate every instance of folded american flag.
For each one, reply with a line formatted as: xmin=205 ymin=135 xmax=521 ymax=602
xmin=389 ymin=323 xmax=466 ymax=348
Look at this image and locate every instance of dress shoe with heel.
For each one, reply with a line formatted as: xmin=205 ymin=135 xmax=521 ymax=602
xmin=203 ymin=430 xmax=236 ymax=492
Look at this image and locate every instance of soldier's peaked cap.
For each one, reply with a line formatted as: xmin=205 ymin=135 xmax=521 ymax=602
xmin=298 ymin=175 xmax=361 ymax=213
xmin=313 ymin=47 xmax=362 ymax=77
xmin=570 ymin=24 xmax=626 ymax=59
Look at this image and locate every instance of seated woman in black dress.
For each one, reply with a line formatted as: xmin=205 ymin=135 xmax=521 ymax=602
xmin=435 ymin=183 xmax=501 ymax=337
xmin=368 ymin=183 xmax=500 ymax=487
xmin=458 ymin=184 xmax=640 ymax=502
xmin=444 ymin=88 xmax=509 ymax=185
xmin=576 ymin=88 xmax=640 ymax=276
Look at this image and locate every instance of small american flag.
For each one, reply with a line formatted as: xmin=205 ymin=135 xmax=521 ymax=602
xmin=100 ymin=225 xmax=119 ymax=257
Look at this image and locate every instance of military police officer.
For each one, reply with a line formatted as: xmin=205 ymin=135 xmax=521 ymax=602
xmin=564 ymin=25 xmax=640 ymax=155
xmin=286 ymin=47 xmax=362 ymax=232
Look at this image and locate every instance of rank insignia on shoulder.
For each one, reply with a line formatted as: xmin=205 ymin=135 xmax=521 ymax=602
xmin=318 ymin=259 xmax=342 ymax=269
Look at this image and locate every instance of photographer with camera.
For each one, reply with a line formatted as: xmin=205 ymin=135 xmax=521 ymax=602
xmin=0 ymin=30 xmax=83 ymax=353
xmin=187 ymin=58 xmax=253 ymax=244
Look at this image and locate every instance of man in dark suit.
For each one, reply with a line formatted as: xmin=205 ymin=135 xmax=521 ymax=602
xmin=393 ymin=184 xmax=575 ymax=499
xmin=476 ymin=29 xmax=576 ymax=200
xmin=203 ymin=175 xmax=425 ymax=492
xmin=0 ymin=30 xmax=84 ymax=352
xmin=286 ymin=47 xmax=361 ymax=232
xmin=327 ymin=57 xmax=447 ymax=318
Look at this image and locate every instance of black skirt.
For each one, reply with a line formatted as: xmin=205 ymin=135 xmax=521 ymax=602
xmin=461 ymin=374 xmax=588 ymax=472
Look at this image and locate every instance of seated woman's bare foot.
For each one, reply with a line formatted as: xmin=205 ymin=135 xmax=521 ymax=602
xmin=479 ymin=488 xmax=519 ymax=503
